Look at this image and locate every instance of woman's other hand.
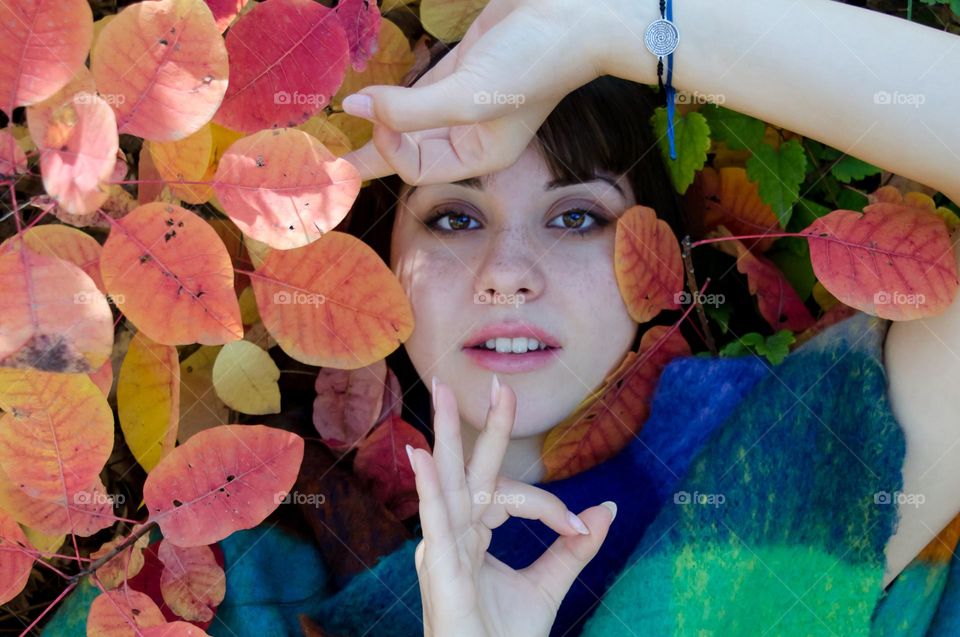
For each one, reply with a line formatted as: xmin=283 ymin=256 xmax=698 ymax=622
xmin=341 ymin=0 xmax=658 ymax=185
xmin=408 ymin=376 xmax=616 ymax=637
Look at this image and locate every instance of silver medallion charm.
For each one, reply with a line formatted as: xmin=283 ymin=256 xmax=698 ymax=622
xmin=644 ymin=18 xmax=679 ymax=57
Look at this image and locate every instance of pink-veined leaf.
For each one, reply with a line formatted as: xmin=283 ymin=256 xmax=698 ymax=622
xmin=312 ymin=358 xmax=386 ymax=452
xmin=205 ymin=0 xmax=244 ymax=32
xmin=90 ymin=0 xmax=228 ymax=141
xmin=0 ymin=0 xmax=93 ymax=114
xmin=157 ymin=540 xmax=225 ymax=622
xmin=803 ymin=202 xmax=960 ymax=320
xmin=0 ymin=223 xmax=106 ymax=293
xmin=213 ymin=128 xmax=361 ymax=249
xmin=0 ymin=464 xmax=116 ymax=537
xmin=615 ymin=204 xmax=684 ymax=322
xmin=0 ymin=249 xmax=113 ymax=372
xmin=99 ymin=202 xmax=243 ymax=345
xmin=0 ymin=510 xmax=34 ymax=605
xmin=87 ymin=589 xmax=166 ymax=637
xmin=143 ymin=424 xmax=304 ymax=547
xmin=212 ymin=0 xmax=350 ymax=132
xmin=335 ymin=0 xmax=382 ymax=72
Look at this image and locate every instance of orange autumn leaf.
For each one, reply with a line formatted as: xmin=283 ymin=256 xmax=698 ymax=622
xmin=36 ymin=92 xmax=119 ymax=215
xmin=354 ymin=412 xmax=429 ymax=520
xmin=250 ymin=231 xmax=414 ymax=369
xmin=90 ymin=0 xmax=228 ymax=141
xmin=0 ymin=464 xmax=115 ymax=537
xmin=89 ymin=530 xmax=150 ymax=589
xmin=700 ymin=166 xmax=782 ymax=253
xmin=333 ymin=18 xmax=415 ymax=107
xmin=24 ymin=64 xmax=96 ymax=146
xmin=0 ymin=0 xmax=93 ymax=112
xmin=803 ymin=202 xmax=959 ymax=320
xmin=868 ymin=184 xmax=960 ymax=233
xmin=0 ymin=223 xmax=106 ymax=293
xmin=100 ymin=202 xmax=243 ymax=346
xmin=146 ymin=125 xmax=215 ymax=204
xmin=614 ymin=205 xmax=684 ymax=323
xmin=86 ymin=589 xmax=166 ymax=636
xmin=0 ymin=510 xmax=34 ymax=605
xmin=143 ymin=424 xmax=304 ymax=547
xmin=0 ymin=249 xmax=113 ymax=373
xmin=157 ymin=540 xmax=225 ymax=622
xmin=542 ymin=325 xmax=691 ymax=481
xmin=313 ymin=358 xmax=387 ymax=453
xmin=0 ymin=368 xmax=114 ymax=502
xmin=709 ymin=225 xmax=816 ymax=332
xmin=213 ymin=128 xmax=362 ymax=250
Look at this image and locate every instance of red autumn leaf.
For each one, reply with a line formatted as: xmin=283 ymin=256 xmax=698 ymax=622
xmin=36 ymin=92 xmax=119 ymax=215
xmin=90 ymin=0 xmax=228 ymax=141
xmin=87 ymin=589 xmax=167 ymax=636
xmin=250 ymin=231 xmax=414 ymax=369
xmin=335 ymin=0 xmax=382 ymax=72
xmin=205 ymin=0 xmax=245 ymax=33
xmin=0 ymin=129 xmax=26 ymax=176
xmin=0 ymin=0 xmax=93 ymax=113
xmin=0 ymin=510 xmax=34 ymax=605
xmin=0 ymin=464 xmax=115 ymax=537
xmin=143 ymin=424 xmax=304 ymax=547
xmin=354 ymin=413 xmax=429 ymax=520
xmin=0 ymin=247 xmax=113 ymax=373
xmin=313 ymin=358 xmax=387 ymax=452
xmin=157 ymin=540 xmax=225 ymax=622
xmin=377 ymin=365 xmax=404 ymax=423
xmin=0 ymin=368 xmax=114 ymax=502
xmin=212 ymin=0 xmax=350 ymax=132
xmin=615 ymin=204 xmax=684 ymax=323
xmin=709 ymin=225 xmax=816 ymax=332
xmin=699 ymin=165 xmax=782 ymax=253
xmin=99 ymin=202 xmax=244 ymax=346
xmin=212 ymin=128 xmax=361 ymax=250
xmin=542 ymin=325 xmax=691 ymax=481
xmin=803 ymin=202 xmax=959 ymax=320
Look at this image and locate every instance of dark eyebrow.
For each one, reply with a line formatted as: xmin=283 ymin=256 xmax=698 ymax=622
xmin=403 ymin=174 xmax=625 ymax=201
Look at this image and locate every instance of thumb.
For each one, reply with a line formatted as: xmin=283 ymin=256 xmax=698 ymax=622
xmin=522 ymin=501 xmax=618 ymax=606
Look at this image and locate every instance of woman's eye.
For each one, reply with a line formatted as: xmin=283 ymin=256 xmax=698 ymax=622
xmin=547 ymin=208 xmax=609 ymax=234
xmin=424 ymin=206 xmax=610 ymax=235
xmin=425 ymin=209 xmax=480 ymax=233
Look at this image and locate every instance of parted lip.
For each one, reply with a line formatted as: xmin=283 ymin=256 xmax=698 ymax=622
xmin=462 ymin=321 xmax=562 ymax=349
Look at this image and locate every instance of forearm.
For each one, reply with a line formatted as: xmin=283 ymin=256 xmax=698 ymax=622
xmin=609 ymin=0 xmax=960 ymax=202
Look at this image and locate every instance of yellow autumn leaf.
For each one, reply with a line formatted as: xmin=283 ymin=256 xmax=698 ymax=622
xmin=147 ymin=125 xmax=214 ymax=204
xmin=420 ymin=0 xmax=489 ymax=43
xmin=179 ymin=345 xmax=229 ymax=444
xmin=21 ymin=525 xmax=64 ymax=554
xmin=333 ymin=19 xmax=415 ymax=108
xmin=328 ymin=112 xmax=373 ymax=151
xmin=296 ymin=113 xmax=353 ymax=157
xmin=117 ymin=331 xmax=180 ymax=473
xmin=239 ymin=285 xmax=260 ymax=325
xmin=211 ymin=341 xmax=281 ymax=415
xmin=382 ymin=0 xmax=416 ymax=12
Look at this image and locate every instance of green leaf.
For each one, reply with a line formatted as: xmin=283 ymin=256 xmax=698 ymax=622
xmin=650 ymin=107 xmax=711 ymax=195
xmin=746 ymin=139 xmax=807 ymax=227
xmin=836 ymin=188 xmax=869 ymax=211
xmin=788 ymin=197 xmax=832 ymax=232
xmin=767 ymin=239 xmax=816 ymax=301
xmin=830 ymin=154 xmax=882 ymax=183
xmin=699 ymin=104 xmax=766 ymax=151
xmin=704 ymin=303 xmax=733 ymax=335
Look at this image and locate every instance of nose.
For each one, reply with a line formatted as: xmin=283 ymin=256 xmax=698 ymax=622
xmin=473 ymin=227 xmax=546 ymax=306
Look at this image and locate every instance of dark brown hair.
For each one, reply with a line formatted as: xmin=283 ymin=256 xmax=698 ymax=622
xmin=341 ymin=42 xmax=694 ymax=438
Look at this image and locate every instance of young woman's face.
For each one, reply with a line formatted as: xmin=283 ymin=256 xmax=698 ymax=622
xmin=390 ymin=142 xmax=639 ymax=439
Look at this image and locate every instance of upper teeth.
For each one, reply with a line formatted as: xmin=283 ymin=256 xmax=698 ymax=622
xmin=482 ymin=337 xmax=549 ymax=353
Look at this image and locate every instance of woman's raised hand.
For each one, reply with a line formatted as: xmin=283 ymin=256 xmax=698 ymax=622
xmin=406 ymin=375 xmax=617 ymax=637
xmin=341 ymin=0 xmax=658 ymax=185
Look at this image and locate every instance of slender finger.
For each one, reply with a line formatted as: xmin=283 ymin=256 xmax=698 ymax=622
xmin=465 ymin=376 xmax=515 ymax=515
xmin=431 ymin=379 xmax=473 ymax=535
xmin=521 ymin=502 xmax=617 ymax=608
xmin=409 ymin=446 xmax=462 ymax=585
xmin=341 ymin=138 xmax=394 ymax=181
xmin=478 ymin=476 xmax=591 ymax=537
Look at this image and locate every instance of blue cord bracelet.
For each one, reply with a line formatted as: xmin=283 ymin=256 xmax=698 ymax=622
xmin=644 ymin=0 xmax=679 ymax=160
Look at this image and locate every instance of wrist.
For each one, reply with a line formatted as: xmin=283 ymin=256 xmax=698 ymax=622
xmin=593 ymin=0 xmax=668 ymax=85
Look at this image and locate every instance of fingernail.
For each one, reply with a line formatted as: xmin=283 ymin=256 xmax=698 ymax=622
xmin=490 ymin=373 xmax=501 ymax=408
xmin=567 ymin=511 xmax=590 ymax=535
xmin=431 ymin=375 xmax=438 ymax=410
xmin=601 ymin=501 xmax=618 ymax=522
xmin=405 ymin=444 xmax=416 ymax=473
xmin=342 ymin=93 xmax=374 ymax=120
